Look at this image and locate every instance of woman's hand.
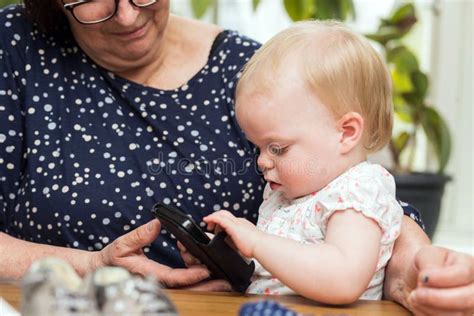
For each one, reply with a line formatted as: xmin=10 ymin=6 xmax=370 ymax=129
xmin=90 ymin=219 xmax=211 ymax=288
xmin=203 ymin=210 xmax=263 ymax=258
xmin=384 ymin=217 xmax=474 ymax=315
xmin=176 ymin=235 xmax=233 ymax=292
xmin=408 ymin=246 xmax=474 ymax=315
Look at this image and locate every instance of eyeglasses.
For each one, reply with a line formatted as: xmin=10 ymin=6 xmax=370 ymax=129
xmin=62 ymin=0 xmax=159 ymax=25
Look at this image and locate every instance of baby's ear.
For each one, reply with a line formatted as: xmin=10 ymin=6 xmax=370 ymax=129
xmin=337 ymin=112 xmax=364 ymax=155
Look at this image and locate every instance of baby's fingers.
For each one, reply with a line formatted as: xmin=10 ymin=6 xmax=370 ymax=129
xmin=204 ymin=213 xmax=236 ymax=232
xmin=205 ymin=220 xmax=217 ymax=231
xmin=203 ymin=213 xmax=224 ymax=230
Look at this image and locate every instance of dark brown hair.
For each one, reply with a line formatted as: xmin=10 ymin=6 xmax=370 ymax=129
xmin=23 ymin=0 xmax=68 ymax=33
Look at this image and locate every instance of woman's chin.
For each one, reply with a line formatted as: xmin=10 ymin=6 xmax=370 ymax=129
xmin=100 ymin=46 xmax=154 ymax=72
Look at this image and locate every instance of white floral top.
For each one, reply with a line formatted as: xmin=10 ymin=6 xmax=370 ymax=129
xmin=247 ymin=162 xmax=403 ymax=300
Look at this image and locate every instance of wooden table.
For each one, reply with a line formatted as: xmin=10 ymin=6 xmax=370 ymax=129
xmin=0 ymin=282 xmax=411 ymax=315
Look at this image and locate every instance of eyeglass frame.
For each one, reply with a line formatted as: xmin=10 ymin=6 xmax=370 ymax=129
xmin=62 ymin=0 xmax=159 ymax=25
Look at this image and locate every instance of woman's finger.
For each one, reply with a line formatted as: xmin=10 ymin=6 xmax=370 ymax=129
xmin=99 ymin=219 xmax=161 ymax=267
xmin=180 ymin=249 xmax=202 ymax=266
xmin=409 ymin=293 xmax=467 ymax=316
xmin=117 ymin=219 xmax=162 ymax=251
xmin=160 ymin=265 xmax=211 ymax=288
xmin=410 ymin=302 xmax=466 ymax=316
xmin=420 ymin=264 xmax=473 ymax=288
xmin=117 ymin=256 xmax=167 ymax=277
xmin=410 ymin=283 xmax=474 ymax=311
xmin=177 ymin=239 xmax=203 ymax=266
xmin=414 ymin=246 xmax=449 ymax=271
xmin=420 ymin=254 xmax=474 ymax=288
xmin=180 ymin=279 xmax=232 ymax=292
xmin=176 ymin=241 xmax=186 ymax=252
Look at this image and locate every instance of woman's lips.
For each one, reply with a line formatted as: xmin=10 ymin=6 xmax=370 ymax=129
xmin=113 ymin=22 xmax=148 ymax=40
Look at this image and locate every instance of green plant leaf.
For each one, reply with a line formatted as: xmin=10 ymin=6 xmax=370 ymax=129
xmin=394 ymin=101 xmax=415 ymax=123
xmin=387 ymin=46 xmax=419 ymax=73
xmin=365 ymin=26 xmax=407 ymax=45
xmin=370 ymin=3 xmax=452 ymax=173
xmin=190 ymin=0 xmax=212 ymax=19
xmin=390 ymin=3 xmax=414 ymax=23
xmin=392 ymin=132 xmax=411 ymax=156
xmin=391 ymin=69 xmax=413 ymax=93
xmin=340 ymin=0 xmax=356 ymax=20
xmin=309 ymin=0 xmax=355 ymax=21
xmin=313 ymin=0 xmax=334 ymax=20
xmin=388 ymin=3 xmax=417 ymax=32
xmin=283 ymin=0 xmax=315 ymax=21
xmin=411 ymin=70 xmax=429 ymax=100
xmin=400 ymin=71 xmax=429 ymax=107
xmin=401 ymin=92 xmax=423 ymax=108
xmin=252 ymin=0 xmax=261 ymax=11
xmin=366 ymin=4 xmax=416 ymax=45
xmin=420 ymin=107 xmax=452 ymax=173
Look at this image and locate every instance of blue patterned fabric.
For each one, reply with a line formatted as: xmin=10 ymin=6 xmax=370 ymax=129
xmin=239 ymin=300 xmax=298 ymax=316
xmin=399 ymin=200 xmax=425 ymax=231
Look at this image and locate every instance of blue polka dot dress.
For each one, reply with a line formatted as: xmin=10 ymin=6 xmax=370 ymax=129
xmin=0 ymin=5 xmax=265 ymax=268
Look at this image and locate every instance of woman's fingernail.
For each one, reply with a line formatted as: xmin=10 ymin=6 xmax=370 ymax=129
xmin=201 ymin=267 xmax=211 ymax=277
xmin=147 ymin=220 xmax=155 ymax=232
xmin=422 ymin=275 xmax=429 ymax=283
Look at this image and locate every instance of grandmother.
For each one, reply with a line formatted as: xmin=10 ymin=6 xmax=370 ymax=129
xmin=0 ymin=1 xmax=472 ymax=314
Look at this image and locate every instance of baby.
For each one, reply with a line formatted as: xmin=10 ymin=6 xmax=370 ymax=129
xmin=202 ymin=21 xmax=403 ymax=304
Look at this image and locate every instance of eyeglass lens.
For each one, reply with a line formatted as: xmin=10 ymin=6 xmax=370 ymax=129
xmin=64 ymin=0 xmax=157 ymax=24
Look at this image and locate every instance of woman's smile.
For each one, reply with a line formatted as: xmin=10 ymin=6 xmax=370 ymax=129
xmin=110 ymin=20 xmax=150 ymax=40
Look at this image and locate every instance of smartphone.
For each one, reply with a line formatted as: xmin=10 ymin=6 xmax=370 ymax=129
xmin=152 ymin=202 xmax=255 ymax=292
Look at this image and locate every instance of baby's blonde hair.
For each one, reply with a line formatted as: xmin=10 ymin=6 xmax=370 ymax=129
xmin=237 ymin=20 xmax=393 ymax=152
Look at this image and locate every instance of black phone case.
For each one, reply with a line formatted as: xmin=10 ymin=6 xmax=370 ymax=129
xmin=152 ymin=203 xmax=255 ymax=292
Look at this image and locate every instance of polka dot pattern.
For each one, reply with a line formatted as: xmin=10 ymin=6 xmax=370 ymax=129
xmin=0 ymin=6 xmax=264 ymax=268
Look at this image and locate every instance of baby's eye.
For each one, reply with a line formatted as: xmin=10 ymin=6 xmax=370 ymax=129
xmin=268 ymin=144 xmax=287 ymax=156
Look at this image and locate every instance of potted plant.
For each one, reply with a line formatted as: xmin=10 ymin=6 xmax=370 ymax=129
xmin=365 ymin=3 xmax=451 ymax=238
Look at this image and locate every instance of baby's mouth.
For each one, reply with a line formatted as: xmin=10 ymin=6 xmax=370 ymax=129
xmin=269 ymin=181 xmax=281 ymax=191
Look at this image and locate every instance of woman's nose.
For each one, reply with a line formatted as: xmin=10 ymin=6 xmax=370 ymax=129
xmin=114 ymin=0 xmax=140 ymax=26
xmin=257 ymin=155 xmax=274 ymax=172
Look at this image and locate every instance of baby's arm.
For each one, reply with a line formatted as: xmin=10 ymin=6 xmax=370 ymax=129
xmin=255 ymin=209 xmax=382 ymax=303
xmin=205 ymin=209 xmax=382 ymax=304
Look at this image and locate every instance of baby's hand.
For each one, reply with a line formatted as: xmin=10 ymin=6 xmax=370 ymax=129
xmin=203 ymin=210 xmax=262 ymax=258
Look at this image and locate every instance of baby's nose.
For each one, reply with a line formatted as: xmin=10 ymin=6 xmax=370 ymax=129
xmin=257 ymin=155 xmax=274 ymax=172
